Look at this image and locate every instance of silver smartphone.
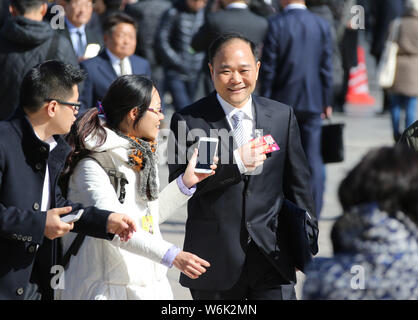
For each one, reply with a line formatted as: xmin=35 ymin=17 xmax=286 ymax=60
xmin=194 ymin=137 xmax=219 ymax=174
xmin=60 ymin=209 xmax=84 ymax=224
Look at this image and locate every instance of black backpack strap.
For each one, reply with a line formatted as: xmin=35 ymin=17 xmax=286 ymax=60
xmin=62 ymin=233 xmax=86 ymax=270
xmin=45 ymin=32 xmax=60 ymax=61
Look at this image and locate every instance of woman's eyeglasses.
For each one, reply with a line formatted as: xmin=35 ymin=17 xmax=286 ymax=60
xmin=44 ymin=98 xmax=81 ymax=112
xmin=148 ymin=107 xmax=163 ymax=115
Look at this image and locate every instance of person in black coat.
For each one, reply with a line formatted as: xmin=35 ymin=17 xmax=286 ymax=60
xmin=191 ymin=0 xmax=268 ymax=96
xmin=124 ymin=0 xmax=172 ymax=94
xmin=0 ymin=0 xmax=78 ymax=121
xmin=169 ymin=33 xmax=316 ymax=300
xmin=155 ymin=0 xmax=207 ymax=111
xmin=0 ymin=60 xmax=137 ymax=300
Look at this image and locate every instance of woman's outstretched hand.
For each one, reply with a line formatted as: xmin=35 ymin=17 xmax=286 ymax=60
xmin=182 ymin=148 xmax=218 ymax=188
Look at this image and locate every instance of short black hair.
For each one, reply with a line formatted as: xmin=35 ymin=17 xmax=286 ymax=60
xmin=19 ymin=60 xmax=85 ymax=113
xmin=208 ymin=32 xmax=258 ymax=65
xmin=10 ymin=0 xmax=45 ymax=15
xmin=102 ymin=12 xmax=138 ymax=35
xmin=338 ymin=145 xmax=418 ymax=224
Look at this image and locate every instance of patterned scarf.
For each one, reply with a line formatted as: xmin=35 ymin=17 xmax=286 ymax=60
xmin=117 ymin=132 xmax=158 ymax=201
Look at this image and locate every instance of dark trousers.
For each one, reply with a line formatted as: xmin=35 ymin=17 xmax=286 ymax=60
xmin=165 ymin=70 xmax=199 ymax=112
xmin=295 ymin=112 xmax=324 ymax=218
xmin=190 ymin=241 xmax=296 ymax=300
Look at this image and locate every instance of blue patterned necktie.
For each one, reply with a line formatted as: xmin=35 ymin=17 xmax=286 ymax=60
xmin=231 ymin=111 xmax=246 ymax=147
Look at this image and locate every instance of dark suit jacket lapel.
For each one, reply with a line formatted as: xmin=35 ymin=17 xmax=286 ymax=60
xmin=97 ymin=51 xmax=118 ymax=80
xmin=130 ymin=56 xmax=141 ymax=75
xmin=253 ymin=95 xmax=273 ymax=137
xmin=85 ymin=26 xmax=101 ymax=45
xmin=201 ymin=92 xmax=234 ymax=164
xmin=205 ymin=92 xmax=231 ymax=131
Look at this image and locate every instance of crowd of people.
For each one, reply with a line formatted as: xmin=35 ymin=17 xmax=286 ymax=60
xmin=0 ymin=0 xmax=417 ymax=300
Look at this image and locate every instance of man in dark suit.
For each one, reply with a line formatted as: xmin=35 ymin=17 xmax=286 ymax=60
xmin=168 ymin=33 xmax=316 ymax=300
xmin=192 ymin=0 xmax=268 ymax=52
xmin=79 ymin=12 xmax=151 ymax=112
xmin=59 ymin=0 xmax=103 ymax=61
xmin=191 ymin=0 xmax=269 ymax=96
xmin=259 ymin=0 xmax=333 ymax=218
xmin=0 ymin=60 xmax=136 ymax=300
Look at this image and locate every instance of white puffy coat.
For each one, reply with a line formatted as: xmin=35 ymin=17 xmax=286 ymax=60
xmin=55 ymin=128 xmax=190 ymax=300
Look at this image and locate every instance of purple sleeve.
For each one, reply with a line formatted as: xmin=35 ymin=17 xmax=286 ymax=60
xmin=176 ymin=173 xmax=196 ymax=196
xmin=161 ymin=245 xmax=181 ymax=268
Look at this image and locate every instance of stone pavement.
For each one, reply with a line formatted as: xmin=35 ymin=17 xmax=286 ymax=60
xmin=158 ymin=84 xmax=395 ymax=300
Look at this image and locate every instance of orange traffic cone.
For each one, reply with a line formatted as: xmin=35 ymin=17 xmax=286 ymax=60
xmin=345 ymin=46 xmax=376 ymax=105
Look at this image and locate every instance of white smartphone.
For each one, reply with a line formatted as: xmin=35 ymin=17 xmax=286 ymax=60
xmin=194 ymin=137 xmax=219 ymax=174
xmin=60 ymin=209 xmax=84 ymax=224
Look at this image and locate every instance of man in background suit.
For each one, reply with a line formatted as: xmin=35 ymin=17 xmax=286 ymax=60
xmin=79 ymin=12 xmax=151 ymax=112
xmin=124 ymin=0 xmax=172 ymax=93
xmin=259 ymin=0 xmax=333 ymax=218
xmin=169 ymin=33 xmax=315 ymax=300
xmin=191 ymin=0 xmax=268 ymax=96
xmin=59 ymin=0 xmax=103 ymax=61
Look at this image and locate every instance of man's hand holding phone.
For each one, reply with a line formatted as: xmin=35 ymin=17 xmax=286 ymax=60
xmin=45 ymin=206 xmax=75 ymax=240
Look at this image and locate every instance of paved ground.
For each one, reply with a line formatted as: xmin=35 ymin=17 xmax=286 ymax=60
xmin=157 ymin=47 xmax=396 ymax=299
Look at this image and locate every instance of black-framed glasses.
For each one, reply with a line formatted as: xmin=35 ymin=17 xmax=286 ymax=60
xmin=44 ymin=98 xmax=81 ymax=112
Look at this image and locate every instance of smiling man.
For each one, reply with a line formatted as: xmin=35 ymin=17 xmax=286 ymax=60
xmin=0 ymin=60 xmax=137 ymax=300
xmin=169 ymin=33 xmax=316 ymax=300
xmin=79 ymin=12 xmax=151 ymax=112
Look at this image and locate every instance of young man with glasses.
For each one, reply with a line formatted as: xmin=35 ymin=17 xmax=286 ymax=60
xmin=0 ymin=60 xmax=137 ymax=300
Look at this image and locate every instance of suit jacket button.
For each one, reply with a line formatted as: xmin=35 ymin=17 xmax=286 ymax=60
xmin=12 ymin=234 xmax=17 ymax=240
xmin=27 ymin=245 xmax=36 ymax=253
xmin=17 ymin=235 xmax=22 ymax=240
xmin=16 ymin=288 xmax=24 ymax=296
xmin=33 ymin=202 xmax=40 ymax=210
xmin=22 ymin=236 xmax=27 ymax=241
xmin=35 ymin=163 xmax=43 ymax=171
xmin=27 ymin=236 xmax=32 ymax=242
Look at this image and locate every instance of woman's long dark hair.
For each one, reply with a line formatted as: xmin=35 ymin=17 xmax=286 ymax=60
xmin=60 ymin=75 xmax=154 ymax=195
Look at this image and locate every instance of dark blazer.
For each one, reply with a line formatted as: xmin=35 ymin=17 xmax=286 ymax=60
xmin=57 ymin=22 xmax=104 ymax=58
xmin=79 ymin=50 xmax=152 ymax=111
xmin=168 ymin=92 xmax=316 ymax=290
xmin=259 ymin=8 xmax=333 ymax=114
xmin=191 ymin=7 xmax=268 ymax=53
xmin=0 ymin=113 xmax=113 ymax=300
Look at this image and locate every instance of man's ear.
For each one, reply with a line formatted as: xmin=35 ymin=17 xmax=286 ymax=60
xmin=208 ymin=63 xmax=214 ymax=80
xmin=46 ymin=101 xmax=58 ymax=117
xmin=40 ymin=3 xmax=48 ymax=17
xmin=9 ymin=5 xmax=19 ymax=16
xmin=255 ymin=60 xmax=261 ymax=80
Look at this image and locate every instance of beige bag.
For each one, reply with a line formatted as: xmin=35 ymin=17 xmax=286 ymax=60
xmin=377 ymin=18 xmax=401 ymax=88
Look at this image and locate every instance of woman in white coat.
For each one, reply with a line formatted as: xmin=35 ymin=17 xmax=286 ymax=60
xmin=56 ymin=75 xmax=216 ymax=300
